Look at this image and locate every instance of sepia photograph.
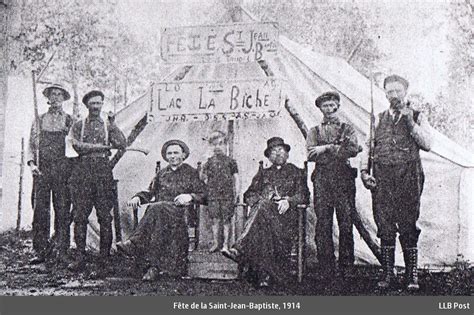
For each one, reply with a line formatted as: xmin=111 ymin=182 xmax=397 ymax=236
xmin=0 ymin=0 xmax=472 ymax=308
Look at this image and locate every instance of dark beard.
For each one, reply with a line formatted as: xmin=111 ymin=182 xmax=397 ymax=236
xmin=389 ymin=97 xmax=402 ymax=109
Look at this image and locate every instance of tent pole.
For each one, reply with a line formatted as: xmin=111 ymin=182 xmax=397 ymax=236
xmin=16 ymin=138 xmax=25 ymax=232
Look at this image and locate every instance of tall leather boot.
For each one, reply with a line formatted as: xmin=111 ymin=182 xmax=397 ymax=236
xmin=405 ymin=247 xmax=420 ymax=291
xmin=377 ymin=246 xmax=395 ymax=289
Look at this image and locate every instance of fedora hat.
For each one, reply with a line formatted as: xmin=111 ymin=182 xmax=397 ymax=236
xmin=161 ymin=139 xmax=190 ymax=161
xmin=42 ymin=84 xmax=71 ymax=101
xmin=264 ymin=137 xmax=291 ymax=158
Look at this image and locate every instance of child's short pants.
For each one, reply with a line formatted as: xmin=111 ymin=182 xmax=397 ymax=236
xmin=207 ymin=199 xmax=235 ymax=224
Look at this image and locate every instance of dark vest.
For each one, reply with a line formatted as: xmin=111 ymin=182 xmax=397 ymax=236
xmin=38 ymin=114 xmax=73 ymax=163
xmin=373 ymin=110 xmax=421 ymax=165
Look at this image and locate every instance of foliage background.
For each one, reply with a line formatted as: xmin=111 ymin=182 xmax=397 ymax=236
xmin=6 ymin=0 xmax=473 ymax=150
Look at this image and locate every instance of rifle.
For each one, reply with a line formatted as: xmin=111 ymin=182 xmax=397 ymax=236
xmin=31 ymin=70 xmax=40 ymax=209
xmin=367 ymin=73 xmax=376 ymax=175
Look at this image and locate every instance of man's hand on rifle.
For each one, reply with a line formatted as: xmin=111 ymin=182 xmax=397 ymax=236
xmin=327 ymin=144 xmax=341 ymax=154
xmin=361 ymin=170 xmax=376 ymax=190
xmin=127 ymin=196 xmax=141 ymax=210
xmin=28 ymin=161 xmax=42 ymax=176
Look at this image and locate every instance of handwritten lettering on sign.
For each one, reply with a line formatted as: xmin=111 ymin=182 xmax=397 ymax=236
xmin=160 ymin=23 xmax=279 ymax=64
xmin=149 ymin=79 xmax=283 ymax=122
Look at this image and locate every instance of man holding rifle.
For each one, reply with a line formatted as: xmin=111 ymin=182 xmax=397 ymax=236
xmin=306 ymin=91 xmax=362 ymax=280
xmin=67 ymin=90 xmax=126 ymax=273
xmin=360 ymin=75 xmax=432 ymax=291
xmin=28 ymin=83 xmax=74 ymax=265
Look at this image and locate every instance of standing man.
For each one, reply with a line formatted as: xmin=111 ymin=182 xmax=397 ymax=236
xmin=67 ymin=90 xmax=126 ymax=272
xmin=28 ymin=84 xmax=74 ymax=265
xmin=116 ymin=140 xmax=207 ymax=281
xmin=360 ymin=75 xmax=432 ymax=291
xmin=305 ymin=92 xmax=361 ymax=279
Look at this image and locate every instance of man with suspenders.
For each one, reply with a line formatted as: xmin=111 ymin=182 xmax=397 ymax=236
xmin=306 ymin=91 xmax=362 ymax=280
xmin=28 ymin=84 xmax=74 ymax=265
xmin=67 ymin=90 xmax=126 ymax=272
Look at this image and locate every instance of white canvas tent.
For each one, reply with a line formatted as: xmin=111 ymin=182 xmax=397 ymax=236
xmin=109 ymin=29 xmax=474 ymax=268
xmin=1 ymin=19 xmax=473 ymax=270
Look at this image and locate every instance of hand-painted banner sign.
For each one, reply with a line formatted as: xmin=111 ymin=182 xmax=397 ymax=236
xmin=149 ymin=79 xmax=283 ymax=122
xmin=160 ymin=23 xmax=279 ymax=64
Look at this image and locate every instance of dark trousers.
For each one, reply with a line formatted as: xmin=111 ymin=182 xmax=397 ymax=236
xmin=69 ymin=158 xmax=114 ymax=258
xmin=373 ymin=160 xmax=423 ymax=248
xmin=129 ymin=202 xmax=189 ymax=276
xmin=234 ymin=199 xmax=297 ymax=283
xmin=313 ymin=166 xmax=355 ymax=269
xmin=32 ymin=159 xmax=72 ymax=254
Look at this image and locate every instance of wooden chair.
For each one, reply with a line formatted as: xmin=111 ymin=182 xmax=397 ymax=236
xmin=239 ymin=161 xmax=308 ymax=283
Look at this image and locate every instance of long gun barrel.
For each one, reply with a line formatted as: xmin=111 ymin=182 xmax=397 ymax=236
xmin=368 ymin=74 xmax=375 ymax=175
xmin=31 ymin=70 xmax=40 ymax=211
xmin=32 ymin=71 xmax=39 ymax=166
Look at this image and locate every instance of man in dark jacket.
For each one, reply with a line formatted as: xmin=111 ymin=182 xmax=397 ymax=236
xmin=116 ymin=140 xmax=207 ymax=281
xmin=361 ymin=75 xmax=432 ymax=291
xmin=222 ymin=137 xmax=310 ymax=287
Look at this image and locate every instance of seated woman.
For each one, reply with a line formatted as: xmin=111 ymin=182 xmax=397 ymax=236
xmin=222 ymin=137 xmax=310 ymax=287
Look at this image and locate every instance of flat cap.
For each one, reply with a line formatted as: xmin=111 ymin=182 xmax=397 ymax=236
xmin=315 ymin=91 xmax=340 ymax=108
xmin=82 ymin=90 xmax=105 ymax=105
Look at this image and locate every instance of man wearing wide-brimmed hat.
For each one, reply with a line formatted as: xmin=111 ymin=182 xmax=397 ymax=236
xmin=67 ymin=90 xmax=127 ymax=273
xmin=222 ymin=137 xmax=310 ymax=288
xmin=116 ymin=139 xmax=207 ymax=281
xmin=28 ymin=83 xmax=74 ymax=265
xmin=306 ymin=91 xmax=362 ymax=281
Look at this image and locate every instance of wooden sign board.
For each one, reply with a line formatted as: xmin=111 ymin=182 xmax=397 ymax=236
xmin=149 ymin=78 xmax=283 ymax=122
xmin=160 ymin=22 xmax=278 ymax=64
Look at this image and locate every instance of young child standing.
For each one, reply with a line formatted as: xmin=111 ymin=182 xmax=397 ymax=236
xmin=202 ymin=131 xmax=240 ymax=254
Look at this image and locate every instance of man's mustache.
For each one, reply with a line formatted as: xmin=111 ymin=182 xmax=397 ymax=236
xmin=389 ymin=97 xmax=402 ymax=107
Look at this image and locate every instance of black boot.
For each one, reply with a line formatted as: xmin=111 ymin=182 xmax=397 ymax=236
xmin=405 ymin=247 xmax=419 ymax=291
xmin=377 ymin=246 xmax=395 ymax=289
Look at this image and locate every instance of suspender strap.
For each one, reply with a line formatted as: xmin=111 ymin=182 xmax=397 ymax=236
xmin=315 ymin=123 xmax=347 ymax=144
xmin=337 ymin=123 xmax=347 ymax=143
xmin=80 ymin=117 xmax=109 ymax=145
xmin=80 ymin=119 xmax=85 ymax=142
xmin=104 ymin=118 xmax=109 ymax=146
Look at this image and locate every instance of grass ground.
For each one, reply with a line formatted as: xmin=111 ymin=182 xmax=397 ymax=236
xmin=0 ymin=230 xmax=472 ymax=296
